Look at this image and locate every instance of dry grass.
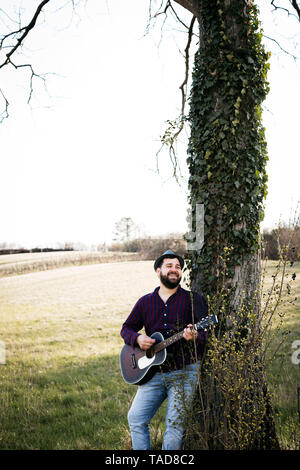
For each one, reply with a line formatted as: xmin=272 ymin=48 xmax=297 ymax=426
xmin=261 ymin=260 xmax=300 ymax=448
xmin=0 ymin=260 xmax=161 ymax=449
xmin=0 ymin=251 xmax=140 ymax=277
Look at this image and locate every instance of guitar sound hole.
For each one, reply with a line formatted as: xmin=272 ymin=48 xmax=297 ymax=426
xmin=146 ymin=347 xmax=155 ymax=359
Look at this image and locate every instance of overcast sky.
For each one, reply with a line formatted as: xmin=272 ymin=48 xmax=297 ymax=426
xmin=0 ymin=0 xmax=299 ymax=249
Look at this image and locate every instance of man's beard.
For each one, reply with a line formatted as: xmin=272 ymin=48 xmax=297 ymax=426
xmin=159 ymin=272 xmax=181 ymax=289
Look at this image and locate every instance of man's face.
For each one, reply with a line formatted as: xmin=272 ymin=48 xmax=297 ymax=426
xmin=157 ymin=257 xmax=182 ymax=289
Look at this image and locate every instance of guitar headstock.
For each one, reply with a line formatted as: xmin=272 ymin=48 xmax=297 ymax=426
xmin=196 ymin=314 xmax=218 ymax=331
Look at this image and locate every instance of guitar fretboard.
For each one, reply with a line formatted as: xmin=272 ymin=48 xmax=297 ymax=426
xmin=151 ymin=315 xmax=217 ymax=354
xmin=153 ymin=326 xmax=194 ymax=353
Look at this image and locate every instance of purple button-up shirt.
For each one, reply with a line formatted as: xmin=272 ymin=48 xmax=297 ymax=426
xmin=120 ymin=285 xmax=208 ymax=372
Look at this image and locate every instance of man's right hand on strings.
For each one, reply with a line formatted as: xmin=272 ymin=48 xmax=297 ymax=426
xmin=136 ymin=335 xmax=156 ymax=350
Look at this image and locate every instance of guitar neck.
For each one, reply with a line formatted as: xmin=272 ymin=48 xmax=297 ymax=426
xmin=153 ymin=323 xmax=197 ymax=353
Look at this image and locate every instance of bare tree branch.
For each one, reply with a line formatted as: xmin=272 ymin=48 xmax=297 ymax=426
xmin=169 ymin=2 xmax=190 ymax=29
xmin=8 ymin=59 xmax=53 ymax=106
xmin=0 ymin=1 xmax=83 ymax=120
xmin=179 ymin=14 xmax=196 ymax=119
xmin=290 ymin=0 xmax=300 ymax=20
xmin=0 ymin=0 xmax=50 ymax=70
xmin=156 ymin=14 xmax=196 ymax=183
xmin=0 ymin=87 xmax=9 ymax=123
xmin=0 ymin=1 xmax=52 ymax=120
xmin=271 ymin=0 xmax=300 ymax=21
xmin=173 ymin=0 xmax=201 ymax=19
xmin=145 ymin=1 xmax=172 ymax=42
xmin=263 ymin=33 xmax=298 ymax=60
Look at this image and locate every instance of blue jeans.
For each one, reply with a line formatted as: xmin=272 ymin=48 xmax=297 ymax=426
xmin=127 ymin=362 xmax=199 ymax=450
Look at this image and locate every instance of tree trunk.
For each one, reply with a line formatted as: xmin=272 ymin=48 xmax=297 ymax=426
xmin=184 ymin=0 xmax=280 ymax=449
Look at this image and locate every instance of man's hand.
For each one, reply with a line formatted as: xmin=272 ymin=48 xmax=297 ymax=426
xmin=183 ymin=324 xmax=198 ymax=341
xmin=136 ymin=334 xmax=156 ymax=350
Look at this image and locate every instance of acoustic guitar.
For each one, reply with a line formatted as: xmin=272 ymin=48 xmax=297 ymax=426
xmin=120 ymin=314 xmax=218 ymax=385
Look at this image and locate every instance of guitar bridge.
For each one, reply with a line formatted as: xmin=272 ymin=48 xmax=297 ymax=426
xmin=131 ymin=353 xmax=137 ymax=369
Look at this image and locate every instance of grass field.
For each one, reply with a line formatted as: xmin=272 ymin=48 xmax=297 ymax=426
xmin=0 ymin=256 xmax=299 ymax=449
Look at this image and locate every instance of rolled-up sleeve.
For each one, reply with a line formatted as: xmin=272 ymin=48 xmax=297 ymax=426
xmin=120 ymin=299 xmax=144 ymax=347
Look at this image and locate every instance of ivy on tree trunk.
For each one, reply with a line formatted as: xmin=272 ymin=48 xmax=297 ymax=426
xmin=187 ymin=0 xmax=269 ymax=298
xmin=184 ymin=0 xmax=280 ymax=449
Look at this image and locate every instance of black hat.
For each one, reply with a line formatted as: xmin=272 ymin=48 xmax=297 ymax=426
xmin=154 ymin=249 xmax=184 ymax=271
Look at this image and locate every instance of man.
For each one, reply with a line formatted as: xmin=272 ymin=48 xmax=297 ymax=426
xmin=120 ymin=249 xmax=207 ymax=450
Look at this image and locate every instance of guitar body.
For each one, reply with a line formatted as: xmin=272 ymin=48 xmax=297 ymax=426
xmin=120 ymin=314 xmax=218 ymax=386
xmin=120 ymin=332 xmax=167 ymax=385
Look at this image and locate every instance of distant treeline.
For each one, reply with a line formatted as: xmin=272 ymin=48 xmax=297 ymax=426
xmin=110 ymin=228 xmax=300 ymax=261
xmin=2 ymin=226 xmax=299 ymax=261
xmin=0 ymin=247 xmax=74 ymax=255
xmin=261 ymin=227 xmax=300 ymax=261
xmin=110 ymin=234 xmax=186 ymax=261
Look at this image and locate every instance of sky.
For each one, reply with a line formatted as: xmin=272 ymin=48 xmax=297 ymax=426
xmin=0 ymin=0 xmax=299 ymax=249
